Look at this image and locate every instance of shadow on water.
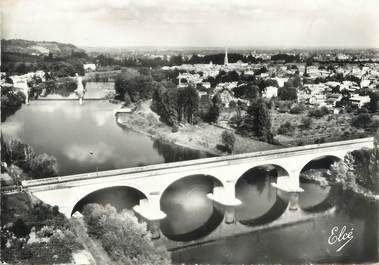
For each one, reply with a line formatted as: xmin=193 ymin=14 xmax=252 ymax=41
xmin=299 ymin=179 xmax=337 ymax=213
xmin=71 ymin=186 xmax=147 ymax=215
xmin=162 ymin=207 xmax=224 ymax=241
xmin=236 ymin=165 xmax=289 ymax=226
xmin=299 ymin=155 xmax=341 ymax=213
xmin=152 ymin=139 xmax=215 ymax=163
xmin=171 ymin=187 xmax=379 ymax=264
xmin=238 ymin=196 xmax=288 ymax=226
xmin=301 ymin=155 xmax=341 ymax=171
xmin=160 ymin=175 xmax=224 ymax=241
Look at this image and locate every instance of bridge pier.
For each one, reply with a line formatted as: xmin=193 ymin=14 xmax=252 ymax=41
xmin=288 ymin=192 xmax=300 ymax=211
xmin=271 ymin=174 xmax=303 ymax=211
xmin=133 ymin=195 xmax=166 ymax=239
xmin=207 ymin=181 xmax=241 ymax=224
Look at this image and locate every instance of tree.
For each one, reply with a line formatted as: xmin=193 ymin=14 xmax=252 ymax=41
xmin=11 ymin=219 xmax=30 ymax=237
xmin=300 ymin=116 xmax=312 ymax=129
xmin=151 ymin=81 xmax=179 ymax=126
xmin=233 ymin=82 xmax=258 ymax=100
xmin=352 ymin=113 xmax=372 ymax=129
xmin=7 ymin=139 xmax=35 ymax=169
xmin=1 ymin=87 xmax=25 ymax=122
xmin=82 ymin=204 xmax=171 ymax=265
xmin=278 ymin=81 xmax=297 ymax=101
xmin=277 ymin=121 xmax=295 ymax=136
xmin=221 ymin=130 xmax=236 ymax=153
xmin=368 ymin=134 xmax=379 ymax=193
xmin=367 ymin=92 xmax=378 ymax=112
xmin=329 ymin=153 xmax=357 ymax=190
xmin=239 ymin=98 xmax=272 ymax=142
xmin=177 ymin=85 xmax=199 ymax=124
xmin=204 ymin=94 xmax=222 ymax=123
xmin=308 ymin=106 xmax=329 ymax=118
xmin=124 ymin=93 xmax=132 ymax=106
xmin=29 ymin=153 xmax=58 ymax=179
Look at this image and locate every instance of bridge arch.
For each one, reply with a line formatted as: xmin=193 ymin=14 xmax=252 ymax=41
xmin=235 ymin=164 xmax=290 ymax=224
xmin=235 ymin=163 xmax=291 ymax=186
xmin=159 ymin=174 xmax=224 ymax=241
xmin=298 ymin=155 xmax=342 ymax=211
xmin=299 ymin=154 xmax=343 ymax=174
xmin=71 ymin=184 xmax=148 ymax=216
xmin=158 ymin=173 xmax=224 ymax=199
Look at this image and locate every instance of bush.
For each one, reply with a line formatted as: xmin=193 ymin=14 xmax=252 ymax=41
xmin=308 ymin=106 xmax=329 ymax=118
xmin=29 ymin=153 xmax=58 ymax=179
xmin=277 ymin=121 xmax=295 ymax=136
xmin=171 ymin=124 xmax=179 ymax=133
xmin=1 ymin=87 xmax=25 ymax=122
xmin=3 ymin=139 xmax=59 ymax=179
xmin=300 ymin=116 xmax=312 ymax=129
xmin=221 ymin=130 xmax=236 ymax=153
xmin=1 ymin=202 xmax=81 ymax=264
xmin=11 ymin=219 xmax=30 ymax=237
xmin=289 ymin=103 xmax=306 ymax=114
xmin=277 ymin=101 xmax=291 ymax=113
xmin=82 ymin=204 xmax=171 ymax=265
xmin=352 ymin=113 xmax=372 ymax=129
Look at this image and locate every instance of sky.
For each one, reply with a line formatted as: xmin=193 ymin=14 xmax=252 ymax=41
xmin=1 ymin=0 xmax=379 ymax=48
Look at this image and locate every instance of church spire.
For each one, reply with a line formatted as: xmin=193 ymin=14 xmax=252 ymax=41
xmin=224 ymin=48 xmax=229 ymax=65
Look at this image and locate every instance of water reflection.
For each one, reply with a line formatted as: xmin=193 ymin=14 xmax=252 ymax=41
xmin=1 ymin=101 xmax=210 ymax=176
xmin=172 ymin=190 xmax=379 ymax=264
xmin=152 ymin=139 xmax=213 ymax=163
xmin=299 ymin=179 xmax=334 ymax=212
xmin=160 ymin=175 xmax=223 ymax=241
xmin=236 ymin=166 xmax=288 ymax=225
xmin=299 ymin=155 xmax=339 ymax=212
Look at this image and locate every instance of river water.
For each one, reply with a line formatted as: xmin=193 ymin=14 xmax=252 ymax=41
xmin=1 ymin=100 xmax=210 ymax=176
xmin=2 ymin=99 xmax=378 ymax=264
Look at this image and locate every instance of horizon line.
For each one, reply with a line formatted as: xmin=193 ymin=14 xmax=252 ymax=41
xmin=2 ymin=38 xmax=379 ymax=50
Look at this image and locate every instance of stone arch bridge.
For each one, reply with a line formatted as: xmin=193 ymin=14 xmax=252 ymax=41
xmin=20 ymin=137 xmax=373 ymax=226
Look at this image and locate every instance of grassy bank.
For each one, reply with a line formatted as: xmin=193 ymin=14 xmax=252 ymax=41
xmin=116 ymin=100 xmax=279 ymax=156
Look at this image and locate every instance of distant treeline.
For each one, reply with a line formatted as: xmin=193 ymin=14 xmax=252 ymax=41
xmin=1 ymin=52 xmax=86 ymax=77
xmin=95 ymin=52 xmax=300 ymax=68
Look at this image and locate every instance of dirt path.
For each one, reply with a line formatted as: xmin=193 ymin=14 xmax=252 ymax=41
xmin=71 ymin=217 xmax=113 ymax=265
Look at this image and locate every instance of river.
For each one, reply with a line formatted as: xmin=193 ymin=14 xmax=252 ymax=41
xmin=1 ymin=99 xmax=378 ymax=264
xmin=1 ymin=100 xmax=211 ymax=176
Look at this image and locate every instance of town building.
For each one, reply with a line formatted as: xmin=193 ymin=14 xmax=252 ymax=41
xmin=349 ymin=94 xmax=370 ymax=108
xmin=83 ymin=63 xmax=96 ymax=72
xmin=262 ymin=86 xmax=278 ymax=98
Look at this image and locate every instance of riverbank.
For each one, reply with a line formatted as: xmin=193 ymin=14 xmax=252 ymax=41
xmin=116 ymin=100 xmax=280 ymax=156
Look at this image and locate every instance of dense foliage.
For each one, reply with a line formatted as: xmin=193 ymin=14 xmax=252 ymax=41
xmin=308 ymin=106 xmax=330 ymax=118
xmin=2 ymin=39 xmax=87 ymax=77
xmin=82 ymin=204 xmax=171 ymax=265
xmin=152 ymin=83 xmax=200 ymax=126
xmin=115 ymin=73 xmax=158 ymax=102
xmin=2 ymin=53 xmax=85 ymax=77
xmin=238 ymin=98 xmax=273 ymax=143
xmin=278 ymin=79 xmax=298 ymax=101
xmin=1 ymin=86 xmax=26 ymax=122
xmin=329 ymin=139 xmax=379 ymax=193
xmin=1 ymin=201 xmax=82 ymax=264
xmin=277 ymin=121 xmax=295 ymax=135
xmin=221 ymin=130 xmax=236 ymax=153
xmin=1 ymin=138 xmax=58 ymax=179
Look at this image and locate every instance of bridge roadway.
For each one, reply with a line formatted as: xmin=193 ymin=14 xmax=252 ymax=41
xmin=18 ymin=137 xmax=373 ymax=228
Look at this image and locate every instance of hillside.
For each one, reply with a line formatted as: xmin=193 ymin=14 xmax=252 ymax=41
xmin=1 ymin=39 xmax=86 ymax=57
